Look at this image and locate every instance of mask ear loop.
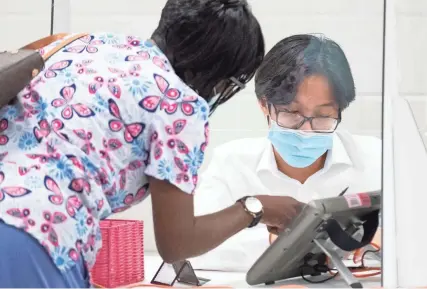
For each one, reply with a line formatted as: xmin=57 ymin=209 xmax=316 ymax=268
xmin=265 ymin=101 xmax=271 ymax=125
xmin=208 ymin=87 xmax=219 ymax=105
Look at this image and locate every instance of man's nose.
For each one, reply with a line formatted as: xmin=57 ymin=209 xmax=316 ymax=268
xmin=299 ymin=119 xmax=313 ymax=131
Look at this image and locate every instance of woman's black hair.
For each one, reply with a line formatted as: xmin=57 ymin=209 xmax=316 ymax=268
xmin=152 ymin=0 xmax=265 ymax=113
xmin=255 ymin=34 xmax=355 ymax=111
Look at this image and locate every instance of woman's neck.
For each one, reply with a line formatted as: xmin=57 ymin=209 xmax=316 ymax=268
xmin=273 ymin=148 xmax=327 ymax=184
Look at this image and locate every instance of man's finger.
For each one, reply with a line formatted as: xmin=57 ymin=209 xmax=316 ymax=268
xmin=267 ymin=226 xmax=279 ymax=235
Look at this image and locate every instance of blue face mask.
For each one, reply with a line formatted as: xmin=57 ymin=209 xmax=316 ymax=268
xmin=268 ymin=122 xmax=334 ymax=168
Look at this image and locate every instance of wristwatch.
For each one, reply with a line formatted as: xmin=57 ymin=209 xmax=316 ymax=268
xmin=237 ymin=196 xmax=264 ymax=228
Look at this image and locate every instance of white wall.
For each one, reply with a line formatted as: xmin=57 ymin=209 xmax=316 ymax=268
xmin=0 ymin=1 xmax=52 ymax=50
xmin=0 ymin=0 xmax=385 ymax=252
xmin=396 ymin=0 xmax=427 ymax=142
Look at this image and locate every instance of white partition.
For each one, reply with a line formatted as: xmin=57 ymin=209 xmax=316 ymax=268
xmin=51 ymin=0 xmax=71 ymax=34
xmin=381 ymin=0 xmax=398 ymax=286
xmin=392 ymin=0 xmax=427 ymax=286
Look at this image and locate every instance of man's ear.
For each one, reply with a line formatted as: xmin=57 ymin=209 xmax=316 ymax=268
xmin=258 ymin=98 xmax=271 ymax=126
xmin=258 ymin=98 xmax=269 ymax=116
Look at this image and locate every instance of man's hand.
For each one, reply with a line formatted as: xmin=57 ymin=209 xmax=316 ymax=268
xmin=353 ymin=228 xmax=382 ymax=263
xmin=372 ymin=229 xmax=381 ymax=246
xmin=256 ymin=195 xmax=304 ymax=234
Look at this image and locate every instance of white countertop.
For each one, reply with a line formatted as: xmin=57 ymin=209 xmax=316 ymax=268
xmin=135 ymin=252 xmax=381 ymax=288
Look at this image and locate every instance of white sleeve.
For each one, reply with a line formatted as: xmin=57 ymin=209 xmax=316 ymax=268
xmin=190 ymin=148 xmax=270 ymax=272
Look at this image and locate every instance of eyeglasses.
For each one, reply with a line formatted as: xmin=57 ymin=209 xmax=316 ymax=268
xmin=268 ymin=103 xmax=341 ymax=133
xmin=209 ymin=76 xmax=246 ymax=114
xmin=217 ymin=77 xmax=245 ymax=100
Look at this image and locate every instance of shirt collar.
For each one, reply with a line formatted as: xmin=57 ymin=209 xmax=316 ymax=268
xmin=256 ymin=131 xmax=360 ymax=175
xmin=325 ymin=131 xmax=353 ymax=168
xmin=256 ymin=141 xmax=277 ymax=174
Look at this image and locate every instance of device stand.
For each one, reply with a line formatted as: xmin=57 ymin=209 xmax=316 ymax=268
xmin=151 ymin=260 xmax=210 ymax=287
xmin=313 ymin=240 xmax=363 ymax=288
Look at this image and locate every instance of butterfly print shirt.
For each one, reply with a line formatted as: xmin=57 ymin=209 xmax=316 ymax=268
xmin=0 ymin=33 xmax=209 ymax=273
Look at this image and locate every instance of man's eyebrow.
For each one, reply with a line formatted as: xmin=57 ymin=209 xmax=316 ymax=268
xmin=317 ymin=102 xmax=335 ymax=107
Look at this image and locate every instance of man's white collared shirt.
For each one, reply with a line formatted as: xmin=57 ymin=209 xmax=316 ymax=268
xmin=191 ymin=130 xmax=381 ymax=271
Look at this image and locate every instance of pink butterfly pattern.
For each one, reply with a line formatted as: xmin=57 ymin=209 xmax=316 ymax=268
xmin=68 ymin=178 xmax=91 ymax=194
xmin=15 ymin=102 xmax=39 ymax=121
xmin=112 ymin=184 xmax=148 ymax=213
xmin=111 ymin=160 xmax=147 ymax=213
xmin=201 ymin=122 xmax=210 ymax=152
xmin=6 ymin=208 xmax=36 ymax=231
xmin=75 ymin=59 xmax=97 ymax=75
xmin=117 ymin=160 xmax=144 ymax=192
xmin=51 ymin=119 xmax=69 ymax=141
xmin=18 ymin=164 xmax=41 ymax=176
xmin=40 ymin=210 xmax=67 ymax=247
xmin=139 ymin=74 xmax=197 ymax=116
xmin=108 ymin=98 xmax=145 ymax=143
xmin=0 ymin=172 xmax=32 ymax=202
xmin=65 ymin=195 xmax=84 ymax=218
xmin=44 ymin=60 xmax=73 ymax=78
xmin=73 ymin=129 xmax=95 ymax=155
xmin=63 ymin=35 xmax=104 ymax=54
xmin=99 ymin=138 xmax=123 ymax=172
xmin=165 ymin=119 xmax=190 ymax=154
xmin=44 ymin=176 xmax=65 ymax=205
xmin=152 ymin=55 xmax=170 ymax=72
xmin=33 ymin=119 xmax=51 ymax=143
xmin=88 ymin=76 xmax=122 ymax=98
xmin=126 ymin=36 xmax=142 ymax=47
xmin=51 ymin=84 xmax=95 ymax=119
xmin=26 ymin=142 xmax=60 ymax=164
xmin=125 ymin=50 xmax=150 ymax=62
xmin=0 ymin=119 xmax=9 ymax=145
xmin=0 ymin=33 xmax=209 ymax=273
xmin=149 ymin=131 xmax=164 ymax=160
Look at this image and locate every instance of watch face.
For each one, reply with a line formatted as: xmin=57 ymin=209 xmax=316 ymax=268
xmin=245 ymin=197 xmax=263 ymax=213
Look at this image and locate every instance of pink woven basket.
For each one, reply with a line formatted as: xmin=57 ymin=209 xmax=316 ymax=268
xmin=91 ymin=219 xmax=144 ymax=288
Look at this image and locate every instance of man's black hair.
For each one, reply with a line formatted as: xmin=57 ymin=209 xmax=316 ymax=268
xmin=255 ymin=34 xmax=355 ymax=111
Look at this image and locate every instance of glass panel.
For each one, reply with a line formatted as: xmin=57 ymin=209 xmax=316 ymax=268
xmin=0 ymin=0 xmax=385 ymax=286
xmin=392 ymin=0 xmax=427 ymax=286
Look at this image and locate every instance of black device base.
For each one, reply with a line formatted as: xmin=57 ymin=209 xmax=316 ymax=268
xmin=350 ymin=282 xmax=363 ymax=288
xmin=151 ymin=260 xmax=210 ymax=287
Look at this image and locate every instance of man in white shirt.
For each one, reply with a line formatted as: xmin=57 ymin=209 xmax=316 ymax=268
xmin=191 ymin=34 xmax=381 ymax=271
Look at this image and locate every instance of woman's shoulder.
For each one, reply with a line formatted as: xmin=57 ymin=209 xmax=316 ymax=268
xmin=38 ymin=32 xmax=147 ymax=59
xmin=38 ymin=31 xmax=209 ymax=122
xmin=40 ymin=32 xmax=139 ymax=48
